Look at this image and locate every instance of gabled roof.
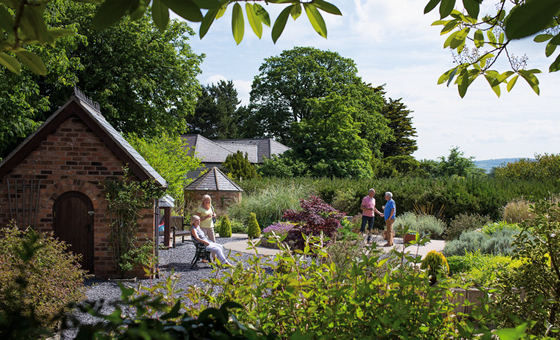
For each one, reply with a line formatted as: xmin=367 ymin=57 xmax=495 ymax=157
xmin=181 ymin=134 xmax=289 ymax=164
xmin=0 ymin=91 xmax=167 ymax=187
xmin=184 ymin=167 xmax=243 ymax=192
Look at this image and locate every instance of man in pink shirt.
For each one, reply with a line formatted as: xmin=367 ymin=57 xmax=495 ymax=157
xmin=360 ymin=188 xmax=383 ymax=242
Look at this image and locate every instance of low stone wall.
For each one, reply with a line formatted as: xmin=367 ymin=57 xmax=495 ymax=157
xmin=259 ymin=238 xmax=281 ymax=249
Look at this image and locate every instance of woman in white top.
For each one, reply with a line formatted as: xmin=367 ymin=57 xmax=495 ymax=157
xmin=190 ymin=215 xmax=232 ymax=266
xmin=196 ymin=194 xmax=216 ymax=242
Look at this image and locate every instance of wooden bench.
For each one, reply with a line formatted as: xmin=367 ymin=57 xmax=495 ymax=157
xmin=170 ymin=216 xmax=189 ymax=248
xmin=171 ymin=225 xmax=190 ymax=248
xmin=188 ymin=239 xmax=212 ymax=268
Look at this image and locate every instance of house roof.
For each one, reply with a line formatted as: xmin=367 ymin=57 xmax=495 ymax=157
xmin=0 ymin=90 xmax=167 ymax=187
xmin=184 ymin=167 xmax=243 ymax=192
xmin=181 ymin=134 xmax=289 ymax=164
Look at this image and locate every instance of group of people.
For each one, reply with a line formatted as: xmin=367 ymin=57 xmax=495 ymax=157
xmin=189 ymin=194 xmax=232 ymax=266
xmin=360 ymin=189 xmax=396 ymax=247
xmin=187 ymin=189 xmax=396 ymax=266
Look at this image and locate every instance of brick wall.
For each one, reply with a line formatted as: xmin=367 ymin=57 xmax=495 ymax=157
xmin=0 ymin=116 xmax=155 ymax=279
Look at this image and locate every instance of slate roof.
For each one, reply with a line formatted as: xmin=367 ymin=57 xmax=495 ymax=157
xmin=181 ymin=134 xmax=289 ymax=164
xmin=184 ymin=167 xmax=243 ymax=192
xmin=0 ymin=90 xmax=167 ymax=187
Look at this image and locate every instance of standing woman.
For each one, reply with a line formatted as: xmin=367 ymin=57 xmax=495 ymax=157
xmin=196 ymin=194 xmax=216 ymax=242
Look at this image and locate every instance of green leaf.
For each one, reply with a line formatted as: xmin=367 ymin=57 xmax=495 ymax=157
xmin=0 ymin=52 xmax=20 ymax=74
xmin=518 ymin=69 xmax=540 ymax=95
xmin=91 ymin=0 xmax=130 ymax=30
xmin=449 ymin=28 xmax=469 ymax=49
xmin=487 ymin=30 xmax=496 ymax=45
xmin=484 ymin=74 xmax=501 ymax=97
xmin=253 ymin=4 xmax=270 ymax=27
xmin=313 ymin=0 xmax=342 ymax=15
xmin=438 ymin=67 xmax=456 ymax=84
xmin=304 ymin=3 xmax=327 ymax=38
xmin=200 ymin=9 xmax=218 ymax=38
xmin=507 ymin=74 xmax=519 ymax=92
xmin=447 ymin=67 xmax=459 ymax=87
xmin=474 ymin=29 xmax=484 ymax=47
xmin=291 ymin=2 xmax=302 ymax=20
xmin=444 ymin=30 xmax=458 ymax=48
xmin=22 ymin=5 xmax=48 ymax=43
xmin=457 ymin=69 xmax=469 ymax=97
xmin=550 ymin=34 xmax=560 ymax=45
xmin=15 ymin=49 xmax=47 ymax=75
xmin=215 ymin=3 xmax=227 ymax=19
xmin=0 ymin=5 xmax=14 ymax=33
xmin=505 ymin=0 xmax=560 ymax=40
xmin=499 ymin=71 xmax=514 ymax=82
xmin=499 ymin=32 xmax=504 ymax=44
xmin=152 ymin=0 xmax=170 ymax=32
xmin=424 ymin=0 xmax=441 ymax=14
xmin=534 ymin=34 xmax=553 ymax=43
xmin=246 ymin=3 xmax=262 ymax=39
xmin=272 ymin=5 xmax=292 ymax=43
xmin=440 ymin=0 xmax=455 ymax=18
xmin=441 ymin=20 xmax=458 ymax=34
xmin=161 ymin=0 xmax=202 ymax=22
xmin=232 ymin=3 xmax=244 ymax=45
xmin=129 ymin=0 xmax=150 ymax=21
xmin=545 ymin=41 xmax=557 ymax=57
xmin=462 ymin=0 xmax=479 ymax=19
xmin=550 ymin=54 xmax=560 ymax=73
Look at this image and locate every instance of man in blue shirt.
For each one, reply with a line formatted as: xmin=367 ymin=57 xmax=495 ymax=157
xmin=382 ymin=192 xmax=396 ymax=247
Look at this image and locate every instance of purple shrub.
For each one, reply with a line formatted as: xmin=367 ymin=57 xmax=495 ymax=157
xmin=283 ymin=196 xmax=345 ymax=251
xmin=263 ymin=222 xmax=295 ymax=237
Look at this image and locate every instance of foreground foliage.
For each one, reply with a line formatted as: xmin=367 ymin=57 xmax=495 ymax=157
xmin=427 ymin=0 xmax=560 ymax=97
xmin=493 ymin=200 xmax=560 ymax=336
xmin=0 ymin=227 xmax=88 ymax=339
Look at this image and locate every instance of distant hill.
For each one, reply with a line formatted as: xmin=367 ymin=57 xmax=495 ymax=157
xmin=475 ymin=158 xmax=533 ymax=173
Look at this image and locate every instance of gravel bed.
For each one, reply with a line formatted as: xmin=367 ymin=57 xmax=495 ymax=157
xmin=62 ymin=236 xmax=261 ymax=339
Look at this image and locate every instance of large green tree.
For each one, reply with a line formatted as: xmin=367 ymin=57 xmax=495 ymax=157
xmin=187 ymin=80 xmax=247 ymax=139
xmin=247 ymin=46 xmax=391 ymax=155
xmin=0 ymin=0 xmax=202 ymax=158
xmin=288 ymin=93 xmax=375 ymax=178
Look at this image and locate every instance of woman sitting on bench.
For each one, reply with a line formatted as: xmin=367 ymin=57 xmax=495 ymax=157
xmin=190 ymin=215 xmax=232 ymax=266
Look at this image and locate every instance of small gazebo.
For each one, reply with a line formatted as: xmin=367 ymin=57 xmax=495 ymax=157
xmin=184 ymin=167 xmax=243 ymax=209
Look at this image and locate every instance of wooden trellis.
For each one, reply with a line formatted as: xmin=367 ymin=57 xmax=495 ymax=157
xmin=6 ymin=179 xmax=41 ymax=229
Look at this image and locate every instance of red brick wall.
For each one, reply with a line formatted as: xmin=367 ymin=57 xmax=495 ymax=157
xmin=0 ymin=116 xmax=155 ymax=279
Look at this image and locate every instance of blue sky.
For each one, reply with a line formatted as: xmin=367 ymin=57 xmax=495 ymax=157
xmin=186 ymin=1 xmax=560 ymax=161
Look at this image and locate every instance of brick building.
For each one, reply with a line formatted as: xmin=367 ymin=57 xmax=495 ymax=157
xmin=184 ymin=167 xmax=243 ymax=211
xmin=0 ymin=90 xmax=166 ymax=279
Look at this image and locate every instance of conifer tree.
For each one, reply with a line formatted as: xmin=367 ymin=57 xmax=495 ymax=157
xmin=223 ymin=151 xmax=259 ymax=181
xmin=220 ymin=215 xmax=232 ymax=237
xmin=379 ymin=98 xmax=418 ymax=158
xmin=247 ymin=213 xmax=261 ymax=239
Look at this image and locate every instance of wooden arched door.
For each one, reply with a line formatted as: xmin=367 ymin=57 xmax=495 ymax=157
xmin=53 ymin=191 xmax=94 ymax=273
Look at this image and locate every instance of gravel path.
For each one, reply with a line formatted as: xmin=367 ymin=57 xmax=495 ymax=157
xmin=62 ymin=236 xmax=261 ymax=339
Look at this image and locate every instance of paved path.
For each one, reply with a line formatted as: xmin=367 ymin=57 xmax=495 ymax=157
xmin=218 ymin=233 xmax=445 ymax=259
